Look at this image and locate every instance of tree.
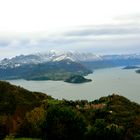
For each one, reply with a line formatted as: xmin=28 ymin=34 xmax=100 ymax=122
xmin=18 ymin=107 xmax=46 ymax=138
xmin=42 ymin=106 xmax=86 ymax=140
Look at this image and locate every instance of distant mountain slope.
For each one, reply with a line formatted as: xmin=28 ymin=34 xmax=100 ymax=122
xmin=0 ymin=52 xmax=140 ymax=81
xmin=123 ymin=66 xmax=140 ymax=69
xmin=0 ymin=60 xmax=92 ymax=81
xmin=0 ymin=51 xmax=102 ymax=69
xmin=82 ymin=58 xmax=140 ymax=69
xmin=0 ymin=51 xmax=140 ymax=69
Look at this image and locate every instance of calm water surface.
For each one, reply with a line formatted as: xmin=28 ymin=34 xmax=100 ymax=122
xmin=8 ymin=67 xmax=140 ymax=103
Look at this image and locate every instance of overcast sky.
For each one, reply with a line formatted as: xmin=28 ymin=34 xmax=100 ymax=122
xmin=0 ymin=0 xmax=140 ymax=58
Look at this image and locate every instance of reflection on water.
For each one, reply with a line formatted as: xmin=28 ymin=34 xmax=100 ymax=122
xmin=8 ymin=67 xmax=140 ymax=103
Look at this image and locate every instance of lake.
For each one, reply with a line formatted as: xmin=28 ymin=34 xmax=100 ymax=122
xmin=8 ymin=67 xmax=140 ymax=103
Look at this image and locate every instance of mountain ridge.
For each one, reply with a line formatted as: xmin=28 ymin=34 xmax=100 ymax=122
xmin=0 ymin=52 xmax=140 ymax=82
xmin=0 ymin=59 xmax=92 ymax=81
xmin=1 ymin=52 xmax=140 ymax=69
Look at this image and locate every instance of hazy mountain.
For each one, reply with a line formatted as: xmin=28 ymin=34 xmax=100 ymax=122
xmin=0 ymin=59 xmax=92 ymax=81
xmin=123 ymin=66 xmax=140 ymax=69
xmin=0 ymin=51 xmax=140 ymax=81
xmin=0 ymin=51 xmax=140 ymax=69
xmin=0 ymin=51 xmax=102 ymax=69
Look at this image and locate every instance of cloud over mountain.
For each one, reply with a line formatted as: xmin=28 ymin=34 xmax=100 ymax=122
xmin=0 ymin=14 xmax=140 ymax=59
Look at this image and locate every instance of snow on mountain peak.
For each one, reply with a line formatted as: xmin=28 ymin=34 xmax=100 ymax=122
xmin=52 ymin=54 xmax=75 ymax=62
xmin=0 ymin=51 xmax=140 ymax=69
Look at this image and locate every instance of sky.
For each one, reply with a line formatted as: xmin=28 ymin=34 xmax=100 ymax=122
xmin=0 ymin=0 xmax=140 ymax=58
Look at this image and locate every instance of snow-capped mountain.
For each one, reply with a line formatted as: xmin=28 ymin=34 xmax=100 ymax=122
xmin=0 ymin=51 xmax=102 ymax=68
xmin=0 ymin=51 xmax=140 ymax=69
xmin=0 ymin=51 xmax=140 ymax=81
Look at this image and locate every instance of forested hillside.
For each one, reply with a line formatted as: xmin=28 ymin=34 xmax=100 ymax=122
xmin=0 ymin=60 xmax=92 ymax=81
xmin=0 ymin=81 xmax=140 ymax=140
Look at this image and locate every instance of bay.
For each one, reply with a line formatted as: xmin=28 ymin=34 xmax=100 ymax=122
xmin=8 ymin=67 xmax=140 ymax=103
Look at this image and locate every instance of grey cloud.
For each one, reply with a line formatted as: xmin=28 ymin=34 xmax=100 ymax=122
xmin=0 ymin=39 xmax=11 ymax=47
xmin=0 ymin=17 xmax=140 ymax=58
xmin=64 ymin=24 xmax=140 ymax=37
xmin=38 ymin=37 xmax=82 ymax=45
xmin=20 ymin=38 xmax=30 ymax=45
xmin=0 ymin=37 xmax=31 ymax=48
xmin=4 ymin=32 xmax=140 ymax=48
xmin=64 ymin=13 xmax=140 ymax=38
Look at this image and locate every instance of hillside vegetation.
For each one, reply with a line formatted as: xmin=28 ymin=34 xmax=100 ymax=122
xmin=64 ymin=75 xmax=92 ymax=83
xmin=0 ymin=60 xmax=92 ymax=82
xmin=0 ymin=81 xmax=140 ymax=140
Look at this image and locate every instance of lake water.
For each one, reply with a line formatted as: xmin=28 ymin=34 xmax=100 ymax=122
xmin=8 ymin=67 xmax=140 ymax=103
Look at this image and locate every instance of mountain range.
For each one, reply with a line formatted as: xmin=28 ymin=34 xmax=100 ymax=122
xmin=1 ymin=51 xmax=140 ymax=69
xmin=0 ymin=51 xmax=140 ymax=81
xmin=0 ymin=51 xmax=102 ymax=69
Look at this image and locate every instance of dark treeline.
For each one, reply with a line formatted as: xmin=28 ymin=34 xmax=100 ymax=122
xmin=0 ymin=81 xmax=140 ymax=140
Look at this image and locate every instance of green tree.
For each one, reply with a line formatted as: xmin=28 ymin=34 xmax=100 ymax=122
xmin=42 ymin=106 xmax=86 ymax=140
